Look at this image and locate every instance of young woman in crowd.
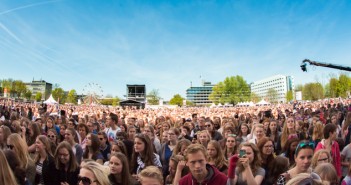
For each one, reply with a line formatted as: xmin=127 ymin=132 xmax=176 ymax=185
xmin=266 ymin=120 xmax=280 ymax=153
xmin=45 ymin=117 xmax=59 ymax=136
xmin=165 ymin=155 xmax=188 ymax=185
xmin=278 ymin=116 xmax=302 ymax=153
xmin=160 ymin=127 xmax=179 ymax=177
xmin=3 ymin=149 xmax=27 ymax=185
xmin=108 ymin=152 xmax=137 ymax=185
xmin=280 ymin=137 xmax=299 ymax=167
xmin=257 ymin=137 xmax=275 ymax=172
xmin=65 ymin=128 xmax=83 ymax=164
xmin=46 ymin=141 xmax=80 ymax=185
xmin=78 ymin=161 xmax=109 ymax=185
xmin=249 ymin=124 xmax=265 ymax=145
xmin=47 ymin=128 xmax=59 ymax=154
xmin=0 ymin=125 xmax=11 ymax=149
xmin=224 ymin=134 xmax=237 ymax=159
xmin=138 ymin=166 xmax=164 ymax=185
xmin=311 ymin=149 xmax=332 ymax=169
xmin=59 ymin=124 xmax=67 ymax=142
xmin=77 ymin=123 xmax=89 ymax=152
xmin=130 ymin=134 xmax=162 ymax=176
xmin=219 ymin=125 xmax=236 ymax=149
xmin=0 ymin=149 xmax=18 ymax=185
xmin=127 ymin=125 xmax=137 ymax=141
xmin=171 ymin=139 xmax=190 ymax=156
xmin=314 ymin=163 xmax=338 ymax=185
xmin=143 ymin=125 xmax=161 ymax=153
xmin=26 ymin=122 xmax=41 ymax=153
xmin=197 ymin=130 xmax=211 ymax=148
xmin=34 ymin=135 xmax=54 ymax=184
xmin=7 ymin=133 xmax=36 ymax=184
xmin=205 ymin=120 xmax=223 ymax=141
xmin=237 ymin=124 xmax=250 ymax=143
xmin=230 ymin=142 xmax=265 ymax=185
xmin=276 ymin=141 xmax=315 ymax=185
xmin=207 ymin=140 xmax=228 ymax=174
xmin=264 ymin=156 xmax=289 ymax=185
xmin=83 ymin=133 xmax=104 ymax=164
xmin=312 ymin=122 xmax=324 ymax=146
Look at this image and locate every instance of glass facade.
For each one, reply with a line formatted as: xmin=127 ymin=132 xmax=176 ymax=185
xmin=186 ymin=82 xmax=214 ymax=105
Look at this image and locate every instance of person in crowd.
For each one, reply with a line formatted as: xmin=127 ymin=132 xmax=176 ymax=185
xmin=266 ymin=120 xmax=281 ymax=153
xmin=314 ymin=163 xmax=338 ymax=185
xmin=207 ymin=140 xmax=228 ymax=174
xmin=257 ymin=137 xmax=275 ymax=182
xmin=83 ymin=133 xmax=104 ymax=164
xmin=276 ymin=141 xmax=315 ymax=185
xmin=178 ymin=144 xmax=229 ymax=185
xmin=103 ymin=140 xmax=128 ymax=166
xmin=165 ymin=155 xmax=189 ymax=185
xmin=3 ymin=149 xmax=27 ymax=185
xmin=205 ymin=120 xmax=223 ymax=141
xmin=105 ymin=113 xmax=120 ymax=142
xmin=197 ymin=130 xmax=211 ymax=148
xmin=108 ymin=152 xmax=137 ymax=185
xmin=172 ymin=139 xmax=191 ymax=156
xmin=7 ymin=133 xmax=36 ymax=184
xmin=34 ymin=135 xmax=55 ymax=185
xmin=45 ymin=116 xmax=60 ymax=137
xmin=315 ymin=123 xmax=341 ymax=178
xmin=47 ymin=128 xmax=59 ymax=148
xmin=342 ymin=162 xmax=351 ymax=185
xmin=143 ymin=125 xmax=162 ymax=154
xmin=0 ymin=149 xmax=18 ymax=185
xmin=78 ymin=161 xmax=110 ymax=185
xmin=311 ymin=149 xmax=332 ymax=169
xmin=26 ymin=122 xmax=41 ymax=153
xmin=312 ymin=122 xmax=324 ymax=146
xmin=65 ymin=128 xmax=83 ymax=164
xmin=131 ymin=134 xmax=162 ymax=176
xmin=127 ymin=125 xmax=137 ymax=141
xmin=231 ymin=142 xmax=265 ymax=185
xmin=179 ymin=125 xmax=192 ymax=141
xmin=224 ymin=134 xmax=237 ymax=159
xmin=285 ymin=173 xmax=322 ymax=185
xmin=278 ymin=116 xmax=300 ymax=152
xmin=219 ymin=125 xmax=237 ymax=149
xmin=77 ymin=123 xmax=89 ymax=152
xmin=138 ymin=166 xmax=164 ymax=185
xmin=59 ymin=124 xmax=67 ymax=142
xmin=341 ymin=138 xmax=351 ymax=180
xmin=160 ymin=127 xmax=179 ymax=177
xmin=264 ymin=156 xmax=289 ymax=185
xmin=280 ymin=137 xmax=299 ymax=167
xmin=0 ymin=125 xmax=11 ymax=149
xmin=46 ymin=141 xmax=80 ymax=185
xmin=237 ymin=123 xmax=250 ymax=144
xmin=97 ymin=131 xmax=110 ymax=162
xmin=116 ymin=131 xmax=133 ymax=160
xmin=249 ymin=124 xmax=265 ymax=144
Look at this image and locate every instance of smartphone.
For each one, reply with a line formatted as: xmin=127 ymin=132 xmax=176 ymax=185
xmin=239 ymin=149 xmax=246 ymax=158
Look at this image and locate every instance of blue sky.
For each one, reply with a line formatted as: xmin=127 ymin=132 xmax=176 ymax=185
xmin=1 ymin=0 xmax=351 ymax=100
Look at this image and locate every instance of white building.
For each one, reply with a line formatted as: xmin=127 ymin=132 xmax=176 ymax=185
xmin=251 ymin=75 xmax=294 ymax=103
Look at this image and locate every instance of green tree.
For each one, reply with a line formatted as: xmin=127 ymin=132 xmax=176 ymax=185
xmin=169 ymin=94 xmax=184 ymax=106
xmin=338 ymin=74 xmax=351 ymax=98
xmin=66 ymin=89 xmax=77 ymax=104
xmin=250 ymin=92 xmax=260 ymax=103
xmin=112 ymin=96 xmax=120 ymax=106
xmin=266 ymin=88 xmax=279 ymax=103
xmin=286 ymin=90 xmax=294 ymax=102
xmin=303 ymin=82 xmax=324 ymax=100
xmin=147 ymin=89 xmax=161 ymax=105
xmin=35 ymin=92 xmax=42 ymax=101
xmin=52 ymin=88 xmax=65 ymax=104
xmin=24 ymin=89 xmax=32 ymax=100
xmin=209 ymin=75 xmax=250 ymax=105
xmin=329 ymin=77 xmax=338 ymax=98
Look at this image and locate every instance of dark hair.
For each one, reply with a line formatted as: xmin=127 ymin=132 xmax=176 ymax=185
xmin=83 ymin=133 xmax=101 ymax=161
xmin=266 ymin=156 xmax=289 ymax=184
xmin=295 ymin=141 xmax=315 ymax=157
xmin=110 ymin=113 xmax=118 ymax=123
xmin=130 ymin=134 xmax=155 ymax=173
xmin=323 ymin=123 xmax=337 ymax=139
xmin=77 ymin=123 xmax=89 ymax=135
xmin=3 ymin=150 xmax=26 ymax=185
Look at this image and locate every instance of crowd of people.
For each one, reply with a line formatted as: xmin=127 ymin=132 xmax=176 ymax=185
xmin=0 ymin=98 xmax=351 ymax=185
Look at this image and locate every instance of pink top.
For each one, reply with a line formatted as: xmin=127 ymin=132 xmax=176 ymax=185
xmin=315 ymin=139 xmax=341 ymax=177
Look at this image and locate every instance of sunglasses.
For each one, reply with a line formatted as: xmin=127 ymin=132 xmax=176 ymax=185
xmin=295 ymin=141 xmax=315 ymax=154
xmin=7 ymin=144 xmax=14 ymax=149
xmin=47 ymin=135 xmax=56 ymax=138
xmin=77 ymin=176 xmax=96 ymax=185
xmin=205 ymin=125 xmax=211 ymax=127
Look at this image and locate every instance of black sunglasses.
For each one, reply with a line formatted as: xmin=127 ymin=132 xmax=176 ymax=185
xmin=47 ymin=135 xmax=56 ymax=138
xmin=77 ymin=176 xmax=96 ymax=185
xmin=7 ymin=144 xmax=14 ymax=150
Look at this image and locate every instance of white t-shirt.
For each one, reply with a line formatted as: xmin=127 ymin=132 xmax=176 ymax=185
xmin=105 ymin=127 xmax=120 ymax=142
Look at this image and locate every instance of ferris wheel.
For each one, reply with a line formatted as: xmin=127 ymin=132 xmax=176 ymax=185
xmin=82 ymin=82 xmax=104 ymax=105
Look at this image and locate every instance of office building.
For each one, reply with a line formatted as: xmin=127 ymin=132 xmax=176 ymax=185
xmin=25 ymin=80 xmax=52 ymax=100
xmin=251 ymin=75 xmax=294 ymax=103
xmin=186 ymin=81 xmax=214 ymax=106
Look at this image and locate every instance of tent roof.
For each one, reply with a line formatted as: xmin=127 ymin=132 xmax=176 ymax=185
xmin=43 ymin=94 xmax=58 ymax=105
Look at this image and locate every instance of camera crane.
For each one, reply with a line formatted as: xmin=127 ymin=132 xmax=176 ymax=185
xmin=300 ymin=59 xmax=351 ymax=72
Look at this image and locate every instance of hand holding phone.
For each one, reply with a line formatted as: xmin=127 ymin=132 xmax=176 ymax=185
xmin=239 ymin=149 xmax=246 ymax=158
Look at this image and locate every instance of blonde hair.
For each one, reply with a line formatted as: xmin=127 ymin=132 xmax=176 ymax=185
xmin=311 ymin=149 xmax=331 ymax=169
xmin=280 ymin=117 xmax=296 ymax=148
xmin=8 ymin=133 xmax=31 ymax=169
xmin=81 ymin=161 xmax=110 ymax=185
xmin=0 ymin=150 xmax=18 ymax=185
xmin=286 ymin=173 xmax=323 ymax=185
xmin=312 ymin=122 xmax=324 ymax=141
xmin=314 ymin=163 xmax=338 ymax=184
xmin=34 ymin=135 xmax=53 ymax=162
xmin=138 ymin=166 xmax=164 ymax=185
